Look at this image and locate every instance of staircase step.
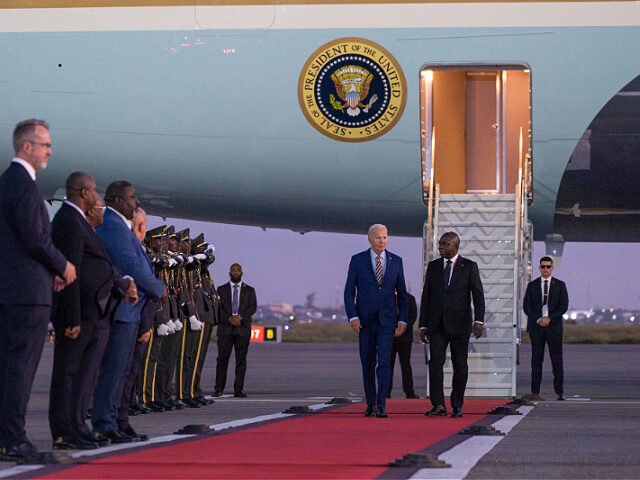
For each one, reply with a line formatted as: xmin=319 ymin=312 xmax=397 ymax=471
xmin=438 ymin=221 xmax=515 ymax=227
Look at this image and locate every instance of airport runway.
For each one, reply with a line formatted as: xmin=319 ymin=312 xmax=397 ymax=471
xmin=1 ymin=342 xmax=639 ymax=478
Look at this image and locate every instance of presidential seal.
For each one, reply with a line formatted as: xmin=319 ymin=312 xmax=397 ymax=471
xmin=298 ymin=37 xmax=407 ymax=142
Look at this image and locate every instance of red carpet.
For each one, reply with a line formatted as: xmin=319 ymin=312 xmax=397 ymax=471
xmin=37 ymin=399 xmax=506 ymax=479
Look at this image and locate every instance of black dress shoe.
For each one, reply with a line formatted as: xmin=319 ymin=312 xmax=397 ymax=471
xmin=128 ymin=407 xmax=140 ymax=416
xmin=556 ymin=393 xmax=565 ymax=401
xmin=234 ymin=390 xmax=247 ymax=398
xmin=120 ymin=426 xmax=148 ymax=442
xmin=183 ymin=398 xmax=202 ymax=408
xmin=94 ymin=430 xmax=132 ymax=444
xmin=406 ymin=392 xmax=419 ymax=399
xmin=137 ymin=403 xmax=152 ymax=414
xmin=386 ymin=393 xmax=391 ymax=399
xmin=169 ymin=400 xmax=185 ymax=410
xmin=364 ymin=405 xmax=376 ymax=417
xmin=84 ymin=432 xmax=110 ymax=446
xmin=156 ymin=401 xmax=175 ymax=411
xmin=3 ymin=441 xmax=38 ymax=460
xmin=451 ymin=407 xmax=463 ymax=418
xmin=212 ymin=390 xmax=223 ymax=397
xmin=425 ymin=404 xmax=447 ymax=416
xmin=195 ymin=396 xmax=214 ymax=406
xmin=147 ymin=402 xmax=165 ymax=412
xmin=54 ymin=435 xmax=99 ymax=450
xmin=376 ymin=406 xmax=388 ymax=418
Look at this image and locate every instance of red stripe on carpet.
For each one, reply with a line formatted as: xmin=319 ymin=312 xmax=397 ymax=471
xmin=37 ymin=399 xmax=506 ymax=479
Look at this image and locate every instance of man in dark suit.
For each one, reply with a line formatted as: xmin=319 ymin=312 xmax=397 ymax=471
xmin=523 ymin=256 xmax=569 ymax=401
xmin=420 ymin=231 xmax=484 ymax=418
xmin=388 ymin=293 xmax=419 ymax=399
xmin=213 ymin=263 xmax=257 ymax=398
xmin=92 ymin=181 xmax=166 ymax=444
xmin=344 ymin=224 xmax=409 ymax=418
xmin=0 ymin=119 xmax=77 ymax=460
xmin=48 ymin=172 xmax=136 ymax=450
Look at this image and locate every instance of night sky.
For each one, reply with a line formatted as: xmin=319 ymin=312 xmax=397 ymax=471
xmin=148 ymin=216 xmax=640 ymax=311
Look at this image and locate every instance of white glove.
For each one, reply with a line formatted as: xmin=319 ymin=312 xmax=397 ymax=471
xmin=186 ymin=255 xmax=195 ymax=264
xmin=157 ymin=323 xmax=170 ymax=336
xmin=174 ymin=319 xmax=183 ymax=331
xmin=166 ymin=319 xmax=177 ymax=333
xmin=193 ymin=253 xmax=207 ymax=261
xmin=189 ymin=315 xmax=203 ymax=331
xmin=168 ymin=258 xmax=177 ymax=267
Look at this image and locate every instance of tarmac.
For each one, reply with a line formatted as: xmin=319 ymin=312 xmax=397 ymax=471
xmin=1 ymin=341 xmax=639 ymax=479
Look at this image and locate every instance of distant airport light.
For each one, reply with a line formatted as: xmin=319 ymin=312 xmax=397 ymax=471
xmin=612 ymin=314 xmax=617 ymax=320
xmin=284 ymin=325 xmax=290 ymax=331
xmin=563 ymin=314 xmax=569 ymax=320
xmin=570 ymin=313 xmax=577 ymax=320
xmin=610 ymin=308 xmax=614 ymax=312
xmin=332 ymin=314 xmax=337 ymax=320
xmin=631 ymin=317 xmax=636 ymax=322
xmin=289 ymin=315 xmax=295 ymax=321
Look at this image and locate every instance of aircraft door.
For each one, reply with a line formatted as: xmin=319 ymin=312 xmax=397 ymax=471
xmin=465 ymin=72 xmax=499 ymax=193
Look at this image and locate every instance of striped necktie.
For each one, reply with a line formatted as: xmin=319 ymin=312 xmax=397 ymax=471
xmin=375 ymin=256 xmax=383 ymax=285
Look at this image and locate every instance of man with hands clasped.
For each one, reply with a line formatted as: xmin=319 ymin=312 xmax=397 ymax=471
xmin=523 ymin=256 xmax=569 ymax=401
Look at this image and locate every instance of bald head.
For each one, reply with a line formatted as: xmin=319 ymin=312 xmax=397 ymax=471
xmin=65 ymin=172 xmax=100 ymax=214
xmin=132 ymin=208 xmax=147 ymax=243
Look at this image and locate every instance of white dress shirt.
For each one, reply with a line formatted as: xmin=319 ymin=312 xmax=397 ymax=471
xmin=540 ymin=276 xmax=553 ymax=318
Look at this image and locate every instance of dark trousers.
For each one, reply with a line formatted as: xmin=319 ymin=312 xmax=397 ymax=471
xmin=155 ymin=330 xmax=181 ymax=402
xmin=0 ymin=305 xmax=49 ymax=447
xmin=215 ymin=334 xmax=250 ymax=393
xmin=117 ymin=337 xmax=147 ymax=431
xmin=358 ymin=319 xmax=395 ymax=408
xmin=388 ymin=339 xmax=415 ymax=396
xmin=137 ymin=330 xmax=163 ymax=404
xmin=178 ymin=322 xmax=203 ymax=400
xmin=49 ymin=320 xmax=110 ymax=439
xmin=192 ymin=322 xmax=214 ymax=398
xmin=530 ymin=327 xmax=564 ymax=395
xmin=428 ymin=327 xmax=469 ymax=409
xmin=92 ymin=321 xmax=138 ymax=433
xmin=74 ymin=324 xmax=110 ymax=436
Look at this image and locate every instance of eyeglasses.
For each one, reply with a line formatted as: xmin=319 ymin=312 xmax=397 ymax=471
xmin=540 ymin=265 xmax=553 ymax=269
xmin=28 ymin=140 xmax=52 ymax=149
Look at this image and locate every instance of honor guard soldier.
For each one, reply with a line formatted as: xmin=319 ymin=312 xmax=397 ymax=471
xmin=137 ymin=225 xmax=170 ymax=413
xmin=153 ymin=226 xmax=186 ymax=411
xmin=174 ymin=229 xmax=206 ymax=408
xmin=185 ymin=233 xmax=218 ymax=405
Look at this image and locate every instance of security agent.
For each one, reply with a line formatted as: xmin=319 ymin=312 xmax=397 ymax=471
xmin=214 ymin=263 xmax=257 ymax=398
xmin=523 ymin=256 xmax=569 ymax=401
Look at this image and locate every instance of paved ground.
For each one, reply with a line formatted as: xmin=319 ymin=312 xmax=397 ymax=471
xmin=2 ymin=342 xmax=639 ymax=478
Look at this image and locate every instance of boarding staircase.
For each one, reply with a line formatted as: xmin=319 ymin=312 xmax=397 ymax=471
xmin=423 ymin=160 xmax=532 ymax=398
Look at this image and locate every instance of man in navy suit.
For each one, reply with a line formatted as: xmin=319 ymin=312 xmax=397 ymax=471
xmin=92 ymin=181 xmax=165 ymax=444
xmin=523 ymin=256 xmax=569 ymax=401
xmin=344 ymin=224 xmax=408 ymax=418
xmin=420 ymin=232 xmax=484 ymax=418
xmin=48 ymin=172 xmax=137 ymax=450
xmin=0 ymin=119 xmax=77 ymax=460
